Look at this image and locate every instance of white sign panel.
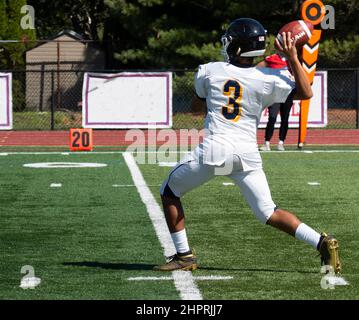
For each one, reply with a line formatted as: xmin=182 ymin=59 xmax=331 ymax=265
xmin=83 ymin=72 xmax=172 ymax=129
xmin=0 ymin=73 xmax=12 ymax=130
xmin=259 ymin=71 xmax=327 ymax=128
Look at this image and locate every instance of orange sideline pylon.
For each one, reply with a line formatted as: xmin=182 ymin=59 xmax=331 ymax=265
xmin=299 ymin=0 xmax=326 ymax=147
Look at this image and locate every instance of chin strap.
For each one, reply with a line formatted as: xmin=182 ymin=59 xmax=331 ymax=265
xmin=221 ymin=35 xmax=232 ymax=62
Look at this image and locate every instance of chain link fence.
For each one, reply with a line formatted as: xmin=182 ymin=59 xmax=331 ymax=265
xmin=324 ymin=68 xmax=359 ymax=129
xmin=5 ymin=68 xmax=359 ymax=130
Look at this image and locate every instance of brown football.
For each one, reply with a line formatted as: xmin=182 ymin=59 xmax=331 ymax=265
xmin=275 ymin=20 xmax=314 ymax=50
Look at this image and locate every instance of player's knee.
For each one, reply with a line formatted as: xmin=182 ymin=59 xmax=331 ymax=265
xmin=253 ymin=204 xmax=277 ymax=225
xmin=160 ymin=183 xmax=180 ymax=200
xmin=265 ymin=206 xmax=279 ymax=225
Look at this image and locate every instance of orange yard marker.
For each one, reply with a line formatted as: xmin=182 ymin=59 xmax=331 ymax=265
xmin=298 ymin=0 xmax=326 ymax=148
xmin=70 ymin=128 xmax=93 ymax=151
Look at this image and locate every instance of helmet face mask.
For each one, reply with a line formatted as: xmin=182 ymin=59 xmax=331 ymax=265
xmin=221 ymin=34 xmax=232 ymax=62
xmin=221 ymin=18 xmax=267 ymax=63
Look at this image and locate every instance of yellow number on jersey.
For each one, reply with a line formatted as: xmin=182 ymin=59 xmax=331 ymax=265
xmin=222 ymin=80 xmax=243 ymax=122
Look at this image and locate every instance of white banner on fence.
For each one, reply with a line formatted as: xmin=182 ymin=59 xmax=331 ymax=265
xmin=0 ymin=73 xmax=12 ymax=130
xmin=259 ymin=71 xmax=327 ymax=128
xmin=82 ymin=72 xmax=172 ymax=129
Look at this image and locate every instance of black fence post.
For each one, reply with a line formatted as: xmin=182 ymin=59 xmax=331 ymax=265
xmin=51 ymin=70 xmax=55 ymax=130
xmin=39 ymin=65 xmax=44 ymax=112
xmin=356 ymin=68 xmax=359 ymax=129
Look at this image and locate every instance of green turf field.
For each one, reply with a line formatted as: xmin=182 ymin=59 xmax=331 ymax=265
xmin=1 ymin=149 xmax=359 ymax=299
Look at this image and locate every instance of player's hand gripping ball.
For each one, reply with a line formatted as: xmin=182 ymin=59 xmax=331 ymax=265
xmin=275 ymin=20 xmax=314 ymax=50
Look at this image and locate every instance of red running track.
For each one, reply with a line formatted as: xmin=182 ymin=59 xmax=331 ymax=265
xmin=0 ymin=129 xmax=358 ymax=146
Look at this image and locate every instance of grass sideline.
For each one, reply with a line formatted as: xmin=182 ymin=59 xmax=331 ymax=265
xmin=12 ymin=111 xmax=358 ymax=130
xmin=12 ymin=112 xmax=206 ymax=130
xmin=0 ymin=150 xmax=358 ymax=299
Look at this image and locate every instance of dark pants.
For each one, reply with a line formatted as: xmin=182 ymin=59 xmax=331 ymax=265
xmin=264 ymin=98 xmax=293 ymax=142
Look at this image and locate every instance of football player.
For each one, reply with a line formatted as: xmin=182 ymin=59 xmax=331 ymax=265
xmin=154 ymin=18 xmax=341 ymax=274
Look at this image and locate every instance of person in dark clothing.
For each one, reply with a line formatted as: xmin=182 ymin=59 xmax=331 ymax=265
xmin=263 ymin=93 xmax=294 ymax=151
xmin=258 ymin=53 xmax=294 ymax=151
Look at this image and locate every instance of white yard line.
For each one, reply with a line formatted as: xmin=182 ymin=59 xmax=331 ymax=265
xmin=222 ymin=182 xmax=235 ymax=186
xmin=158 ymin=162 xmax=177 ymax=167
xmin=50 ymin=183 xmax=62 ymax=188
xmin=123 ymin=152 xmax=203 ymax=300
xmin=128 ymin=276 xmax=174 ymax=281
xmin=308 ymin=182 xmax=321 ymax=186
xmin=192 ymin=275 xmax=233 ymax=280
xmin=112 ymin=184 xmax=161 ymax=188
xmin=128 ymin=275 xmax=233 ymax=281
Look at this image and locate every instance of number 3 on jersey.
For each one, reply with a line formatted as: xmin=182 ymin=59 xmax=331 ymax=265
xmin=222 ymin=80 xmax=243 ymax=122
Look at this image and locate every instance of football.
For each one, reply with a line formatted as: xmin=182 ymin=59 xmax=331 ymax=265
xmin=275 ymin=20 xmax=314 ymax=50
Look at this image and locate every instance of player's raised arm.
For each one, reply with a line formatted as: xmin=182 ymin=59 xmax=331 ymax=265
xmin=275 ymin=32 xmax=313 ymax=100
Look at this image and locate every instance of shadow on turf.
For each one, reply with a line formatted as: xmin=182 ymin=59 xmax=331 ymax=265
xmin=63 ymin=261 xmax=316 ymax=274
xmin=63 ymin=261 xmax=156 ymax=270
xmin=198 ymin=266 xmax=317 ymax=274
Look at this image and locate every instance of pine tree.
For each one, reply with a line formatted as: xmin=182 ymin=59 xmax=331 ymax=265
xmin=1 ymin=0 xmax=36 ymax=68
xmin=0 ymin=0 xmax=7 ymax=67
xmin=0 ymin=0 xmax=7 ymax=39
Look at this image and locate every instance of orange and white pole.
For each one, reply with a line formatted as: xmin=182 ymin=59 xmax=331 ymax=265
xmin=299 ymin=0 xmax=326 ymax=148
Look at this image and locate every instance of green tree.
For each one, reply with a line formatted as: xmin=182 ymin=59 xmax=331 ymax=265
xmin=104 ymin=0 xmax=323 ymax=69
xmin=23 ymin=0 xmax=359 ymax=69
xmin=0 ymin=0 xmax=8 ymax=66
xmin=0 ymin=0 xmax=6 ymax=37
xmin=6 ymin=0 xmax=27 ymax=67
xmin=319 ymin=36 xmax=359 ymax=67
xmin=28 ymin=0 xmax=108 ymax=40
xmin=0 ymin=0 xmax=36 ymax=69
xmin=105 ymin=0 xmax=224 ymax=68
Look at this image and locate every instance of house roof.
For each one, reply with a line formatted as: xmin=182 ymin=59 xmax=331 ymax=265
xmin=27 ymin=29 xmax=86 ymax=51
xmin=51 ymin=29 xmax=85 ymax=41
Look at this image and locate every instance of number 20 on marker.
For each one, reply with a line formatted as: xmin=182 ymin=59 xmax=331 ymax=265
xmin=70 ymin=128 xmax=93 ymax=151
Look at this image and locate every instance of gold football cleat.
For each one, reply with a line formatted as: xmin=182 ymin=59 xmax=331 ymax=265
xmin=318 ymin=233 xmax=342 ymax=274
xmin=153 ymin=252 xmax=198 ymax=271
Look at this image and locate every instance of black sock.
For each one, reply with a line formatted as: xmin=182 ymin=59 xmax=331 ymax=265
xmin=317 ymin=235 xmax=325 ymax=251
xmin=178 ymin=250 xmax=192 ymax=257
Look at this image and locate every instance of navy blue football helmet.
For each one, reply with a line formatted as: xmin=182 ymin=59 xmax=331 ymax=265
xmin=221 ymin=18 xmax=267 ymax=62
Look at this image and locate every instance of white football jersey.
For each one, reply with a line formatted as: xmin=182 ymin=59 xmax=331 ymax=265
xmin=195 ymin=62 xmax=295 ymax=154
